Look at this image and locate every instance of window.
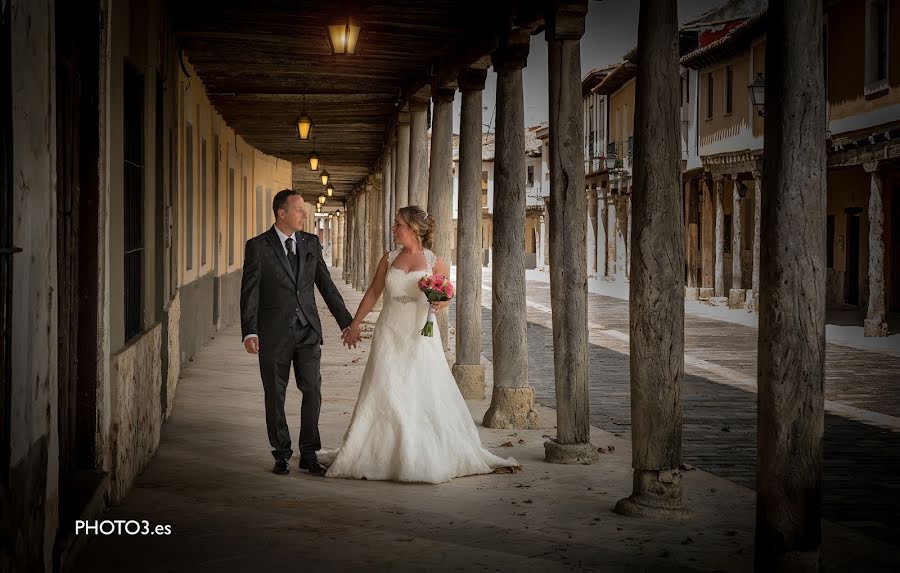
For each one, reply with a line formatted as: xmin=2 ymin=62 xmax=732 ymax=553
xmin=706 ymin=72 xmax=714 ymax=119
xmin=227 ymin=167 xmax=235 ymax=265
xmin=588 ymin=102 xmax=595 ymax=160
xmin=865 ymin=0 xmax=889 ymax=94
xmin=827 ymin=214 xmax=835 ymax=268
xmin=684 ymin=74 xmax=690 ymax=103
xmin=201 ymin=138 xmax=207 ymax=267
xmin=185 ymin=122 xmax=193 ymax=271
xmin=481 ymin=171 xmax=488 ymax=209
xmin=266 ymin=187 xmax=273 ymax=226
xmin=124 ymin=65 xmax=144 ymax=341
xmin=527 ymin=165 xmax=534 ymax=187
xmin=725 ymin=65 xmax=734 ymax=115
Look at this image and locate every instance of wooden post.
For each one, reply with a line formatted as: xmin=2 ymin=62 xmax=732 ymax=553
xmin=543 ymin=0 xmax=598 ymax=464
xmin=452 ymin=67 xmax=488 ymax=399
xmin=483 ymin=29 xmax=540 ymax=430
xmin=614 ymin=0 xmax=689 ymax=519
xmin=756 ymin=0 xmax=826 ymax=568
xmin=395 ymin=111 xmax=410 ymax=209
xmin=428 ymin=84 xmax=455 ymax=347
xmin=863 ymin=161 xmax=888 ymax=336
xmin=408 ymin=97 xmax=429 ymax=208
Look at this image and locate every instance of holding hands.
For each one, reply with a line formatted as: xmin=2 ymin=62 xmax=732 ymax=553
xmin=342 ymin=324 xmax=362 ymax=348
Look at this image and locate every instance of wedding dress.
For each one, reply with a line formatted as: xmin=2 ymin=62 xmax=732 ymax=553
xmin=323 ymin=248 xmax=518 ymax=483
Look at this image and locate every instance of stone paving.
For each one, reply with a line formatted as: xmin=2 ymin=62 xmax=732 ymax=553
xmin=71 ymin=269 xmax=900 ymax=572
xmin=460 ymin=273 xmax=900 ymax=546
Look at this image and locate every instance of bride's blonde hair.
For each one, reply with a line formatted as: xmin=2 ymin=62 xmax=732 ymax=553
xmin=398 ymin=206 xmax=435 ymax=250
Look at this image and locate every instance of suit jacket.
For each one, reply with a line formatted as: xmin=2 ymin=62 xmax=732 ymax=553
xmin=240 ymin=226 xmax=353 ymax=345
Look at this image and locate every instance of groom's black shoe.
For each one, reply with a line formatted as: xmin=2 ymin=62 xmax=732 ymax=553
xmin=272 ymin=458 xmax=290 ymax=475
xmin=298 ymin=457 xmax=327 ymax=476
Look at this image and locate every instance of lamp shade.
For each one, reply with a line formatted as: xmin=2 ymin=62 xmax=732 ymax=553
xmin=320 ymin=169 xmax=330 ymax=186
xmin=327 ymin=18 xmax=360 ymax=55
xmin=749 ymin=73 xmax=765 ymax=116
xmin=326 ymin=183 xmax=334 ymax=196
xmin=296 ymin=113 xmax=313 ymax=140
xmin=308 ymin=150 xmax=320 ymax=171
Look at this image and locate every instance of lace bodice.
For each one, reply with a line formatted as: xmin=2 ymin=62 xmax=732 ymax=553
xmin=385 ymin=249 xmax=436 ymax=305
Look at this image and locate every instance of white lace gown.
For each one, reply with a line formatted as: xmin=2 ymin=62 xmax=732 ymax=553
xmin=323 ymin=249 xmax=518 ymax=483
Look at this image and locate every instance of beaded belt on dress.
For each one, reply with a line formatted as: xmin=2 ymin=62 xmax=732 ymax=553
xmin=392 ymin=295 xmax=417 ymax=304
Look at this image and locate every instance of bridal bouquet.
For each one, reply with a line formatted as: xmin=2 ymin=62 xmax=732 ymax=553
xmin=417 ymin=274 xmax=454 ymax=337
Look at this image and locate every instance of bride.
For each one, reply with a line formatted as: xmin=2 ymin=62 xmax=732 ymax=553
xmin=326 ymin=205 xmax=519 ymax=483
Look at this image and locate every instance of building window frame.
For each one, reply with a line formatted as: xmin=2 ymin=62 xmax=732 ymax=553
xmin=865 ymin=0 xmax=889 ymax=95
xmin=705 ymin=72 xmax=714 ymax=120
xmin=124 ymin=64 xmax=145 ymax=341
xmin=724 ymin=65 xmax=734 ymax=116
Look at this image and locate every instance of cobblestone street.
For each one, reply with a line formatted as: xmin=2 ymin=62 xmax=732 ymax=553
xmin=460 ymin=273 xmax=900 ymax=546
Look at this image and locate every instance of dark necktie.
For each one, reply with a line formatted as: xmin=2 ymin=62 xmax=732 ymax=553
xmin=286 ymin=237 xmax=299 ymax=278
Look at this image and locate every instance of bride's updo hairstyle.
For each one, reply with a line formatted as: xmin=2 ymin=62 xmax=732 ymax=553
xmin=398 ymin=206 xmax=435 ymax=250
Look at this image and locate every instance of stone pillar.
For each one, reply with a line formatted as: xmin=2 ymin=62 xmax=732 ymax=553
xmin=751 ymin=169 xmax=762 ymax=311
xmin=408 ymin=97 xmax=429 ymax=208
xmin=614 ymin=0 xmax=689 ymax=519
xmin=729 ymin=176 xmax=745 ymax=308
xmin=700 ymin=176 xmax=715 ymax=298
xmin=626 ymin=194 xmax=632 ymax=280
xmin=606 ymin=195 xmax=618 ymax=278
xmin=756 ymin=0 xmax=826 ymax=568
xmin=383 ymin=148 xmax=393 ymax=252
xmin=395 ymin=111 xmax=410 ymax=209
xmin=334 ymin=213 xmax=343 ymax=268
xmin=369 ymin=177 xmax=382 ymax=284
xmin=483 ymin=30 xmax=540 ymax=430
xmin=453 ymin=67 xmax=488 ymax=399
xmin=714 ymin=176 xmax=726 ymax=298
xmin=864 ymin=161 xmax=888 ymax=336
xmin=544 ymin=0 xmax=597 ymax=464
xmin=597 ymin=188 xmax=607 ymax=279
xmin=586 ymin=186 xmax=597 ymax=277
xmin=357 ymin=188 xmax=368 ymax=290
xmin=428 ymin=84 xmax=456 ymax=348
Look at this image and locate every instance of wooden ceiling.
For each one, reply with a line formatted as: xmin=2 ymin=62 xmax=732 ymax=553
xmin=174 ymin=0 xmax=515 ymax=206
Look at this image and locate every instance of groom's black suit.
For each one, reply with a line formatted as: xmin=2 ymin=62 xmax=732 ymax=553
xmin=240 ymin=226 xmax=353 ymax=461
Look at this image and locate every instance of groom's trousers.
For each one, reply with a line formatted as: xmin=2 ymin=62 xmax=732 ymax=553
xmin=258 ymin=317 xmax=322 ymax=461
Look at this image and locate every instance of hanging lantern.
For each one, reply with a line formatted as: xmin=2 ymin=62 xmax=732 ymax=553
xmin=318 ymin=194 xmax=326 ymax=205
xmin=327 ymin=16 xmax=361 ymax=55
xmin=326 ymin=183 xmax=334 ymax=197
xmin=320 ymin=169 xmax=330 ymax=186
xmin=296 ymin=95 xmax=313 ymax=140
xmin=308 ymin=137 xmax=320 ymax=171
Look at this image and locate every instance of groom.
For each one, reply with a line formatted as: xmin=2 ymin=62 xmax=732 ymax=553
xmin=240 ymin=190 xmax=353 ymax=476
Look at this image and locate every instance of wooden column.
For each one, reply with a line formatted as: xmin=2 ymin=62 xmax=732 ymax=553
xmin=452 ymin=67 xmax=488 ymax=399
xmin=864 ymin=161 xmax=888 ymax=336
xmin=586 ymin=187 xmax=597 ymax=276
xmin=714 ymin=176 xmax=726 ymax=297
xmin=606 ymin=195 xmax=618 ymax=278
xmin=614 ymin=0 xmax=689 ymax=518
xmin=751 ymin=169 xmax=762 ymax=311
xmin=483 ymin=29 xmax=539 ymax=429
xmin=729 ymin=176 xmax=745 ymax=308
xmin=395 ymin=111 xmax=410 ymax=209
xmin=756 ymin=0 xmax=826 ymax=568
xmin=700 ymin=176 xmax=715 ymax=298
xmin=597 ymin=188 xmax=607 ymax=278
xmin=544 ymin=0 xmax=597 ymax=464
xmin=408 ymin=97 xmax=429 ymax=208
xmin=343 ymin=195 xmax=353 ymax=283
xmin=428 ymin=84 xmax=456 ymax=348
xmin=381 ymin=145 xmax=394 ymax=253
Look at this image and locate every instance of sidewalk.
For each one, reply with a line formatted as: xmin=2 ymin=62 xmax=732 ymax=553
xmin=73 ymin=268 xmax=898 ymax=572
xmin=521 ymin=268 xmax=900 ymax=357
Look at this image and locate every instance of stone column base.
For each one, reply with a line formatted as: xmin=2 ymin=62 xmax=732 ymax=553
xmin=698 ymin=287 xmax=714 ymax=300
xmin=757 ymin=550 xmax=821 ymax=572
xmin=864 ymin=318 xmax=888 ymax=337
xmin=483 ymin=387 xmax=541 ymax=429
xmin=708 ymin=296 xmax=728 ymax=306
xmin=544 ymin=439 xmax=600 ymax=465
xmin=685 ymin=287 xmax=700 ymax=301
xmin=452 ymin=363 xmax=485 ymax=400
xmin=614 ymin=469 xmax=692 ymax=519
xmin=728 ymin=288 xmax=746 ymax=308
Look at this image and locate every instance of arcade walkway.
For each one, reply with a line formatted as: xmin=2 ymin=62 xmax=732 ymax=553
xmin=72 ymin=269 xmax=899 ymax=572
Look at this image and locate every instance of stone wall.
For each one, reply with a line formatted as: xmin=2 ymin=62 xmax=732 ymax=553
xmin=108 ymin=325 xmax=163 ymax=505
xmin=177 ymin=271 xmax=215 ymax=369
xmin=216 ymin=267 xmax=244 ymax=333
